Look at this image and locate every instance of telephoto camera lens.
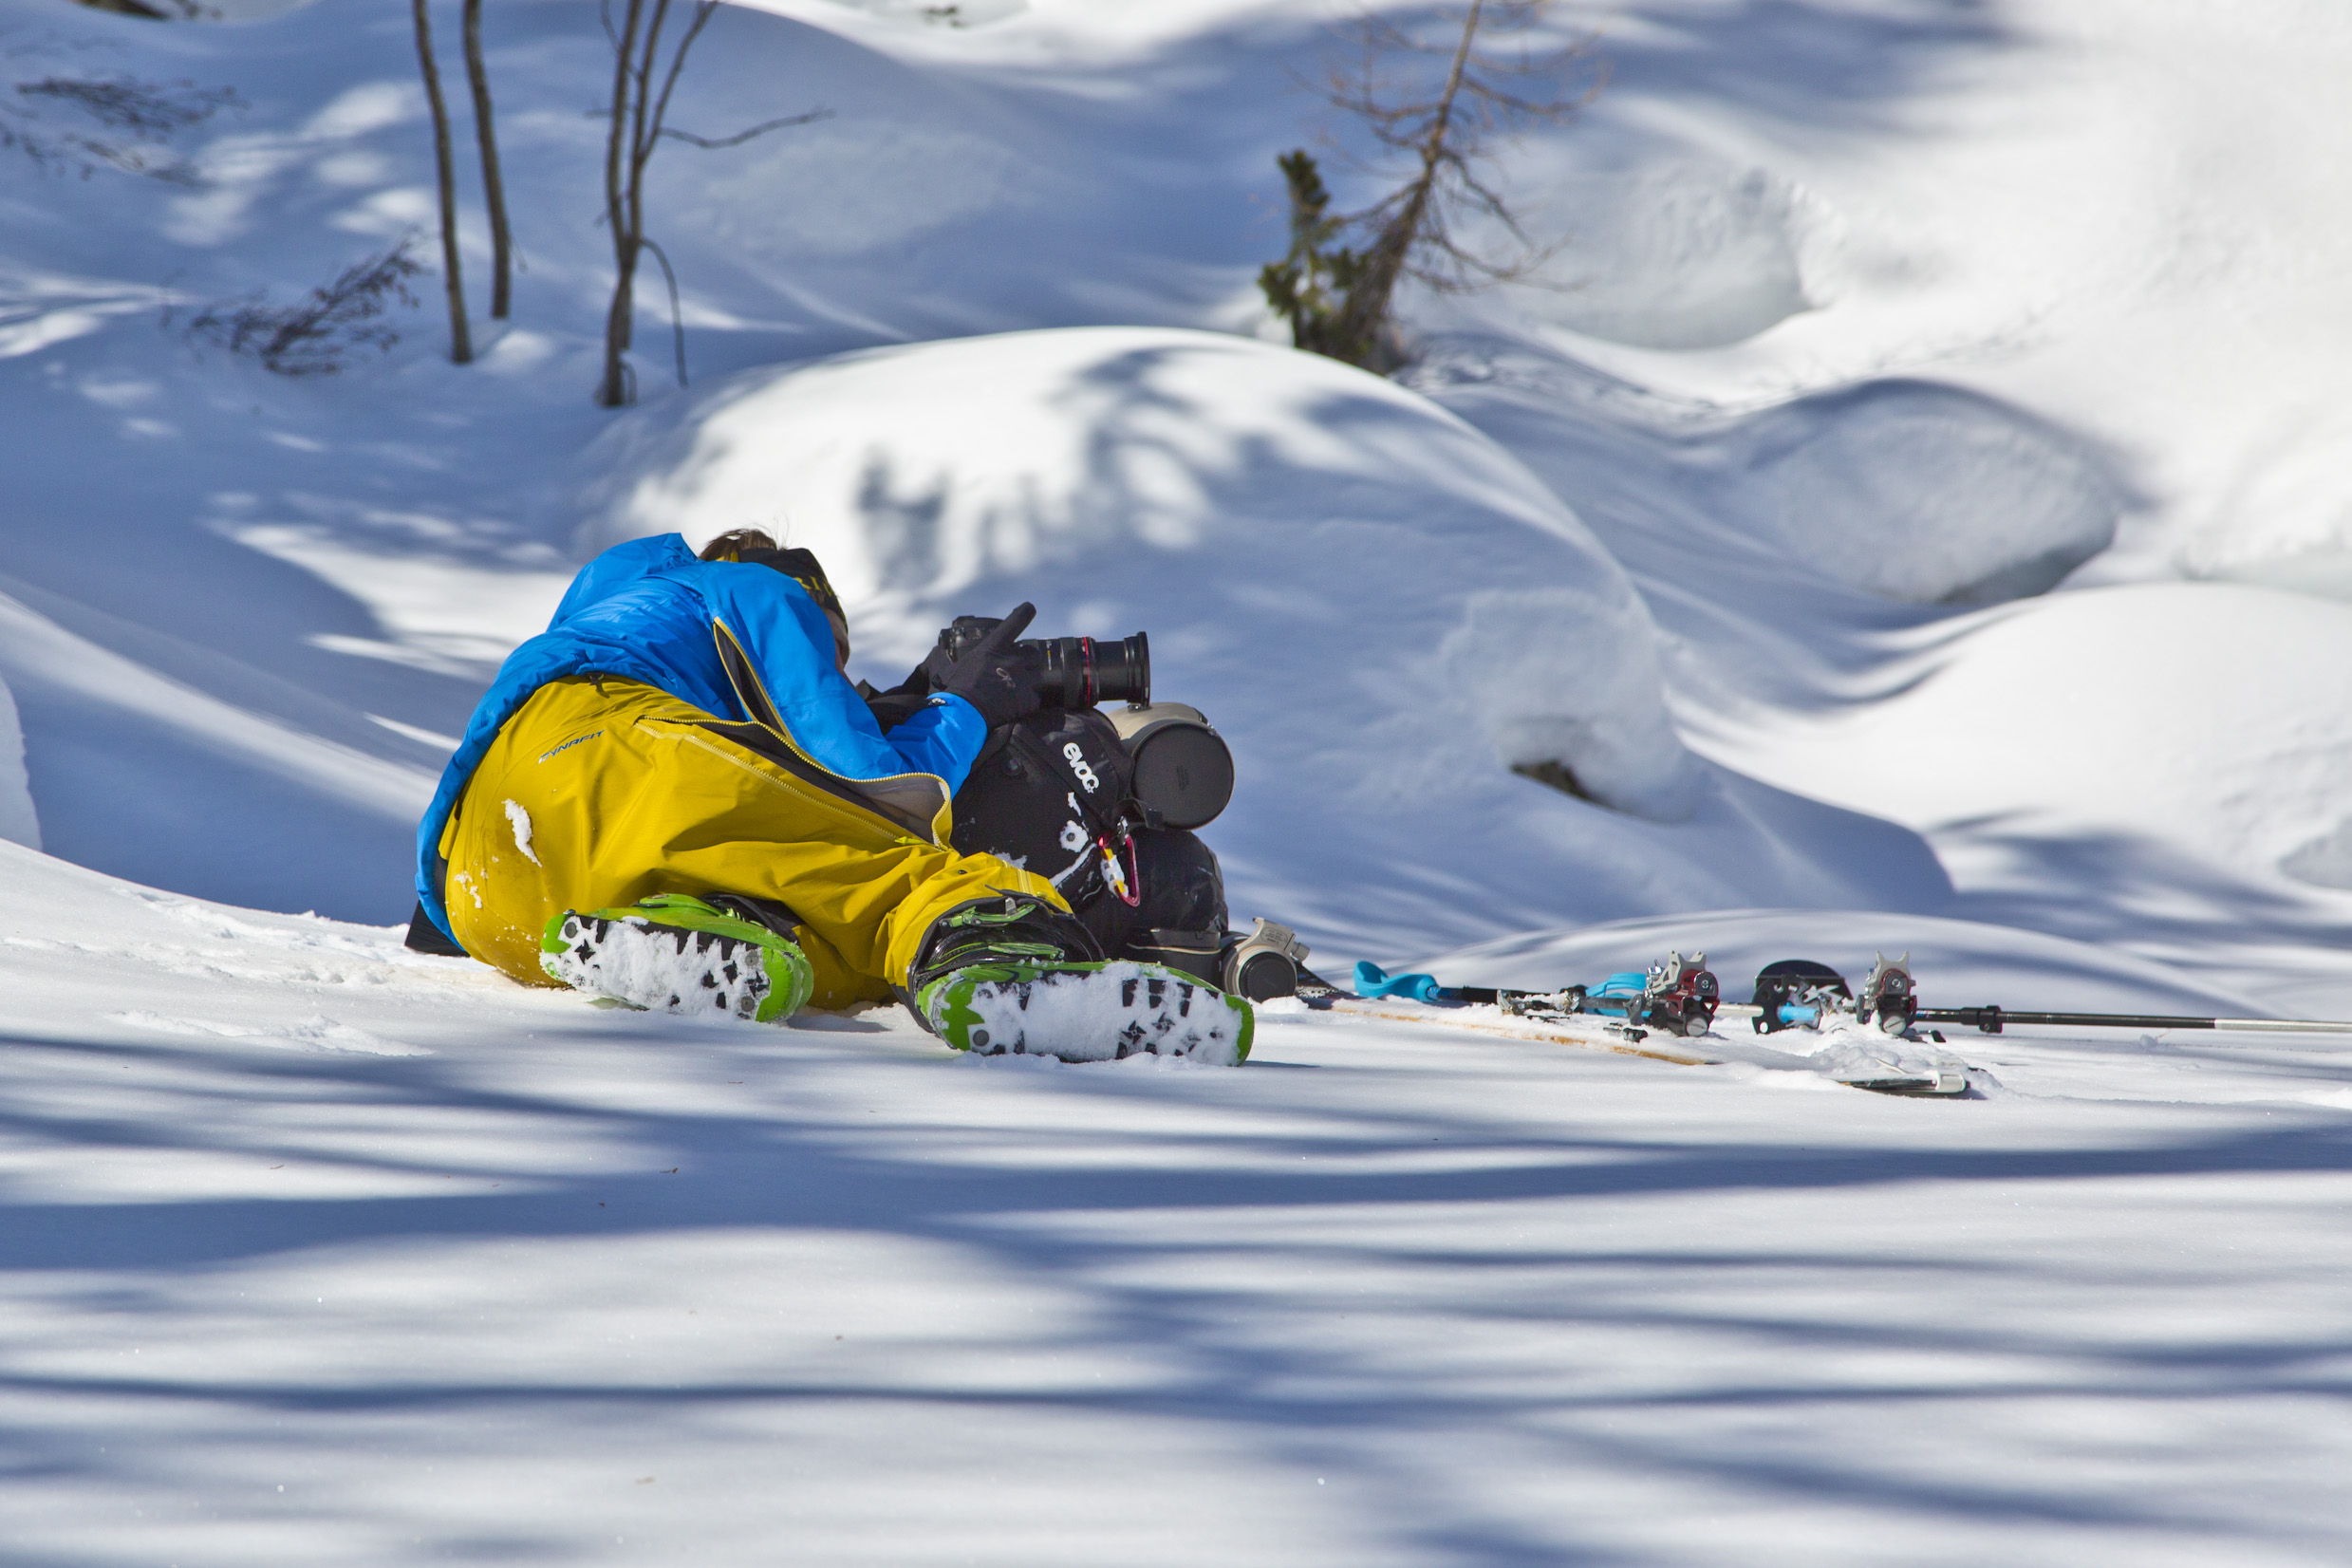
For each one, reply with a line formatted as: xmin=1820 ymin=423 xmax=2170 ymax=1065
xmin=1032 ymin=632 xmax=1149 ymax=708
xmin=939 ymin=619 xmax=1150 ymax=709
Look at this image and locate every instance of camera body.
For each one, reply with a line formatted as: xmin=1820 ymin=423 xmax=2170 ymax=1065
xmin=933 ymin=616 xmax=1232 ymax=831
xmin=938 ymin=616 xmax=1150 ymax=710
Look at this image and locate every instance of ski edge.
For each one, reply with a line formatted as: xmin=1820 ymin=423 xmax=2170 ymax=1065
xmin=1322 ymin=996 xmax=1722 ymax=1067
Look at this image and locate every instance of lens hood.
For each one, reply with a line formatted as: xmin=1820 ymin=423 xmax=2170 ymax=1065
xmin=1108 ymin=701 xmax=1234 ymax=830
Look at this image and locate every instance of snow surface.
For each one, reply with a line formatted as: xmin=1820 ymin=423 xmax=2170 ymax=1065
xmin=9 ymin=0 xmax=2352 ymax=1559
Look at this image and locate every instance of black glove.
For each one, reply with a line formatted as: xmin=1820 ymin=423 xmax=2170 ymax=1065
xmin=890 ymin=656 xmax=935 ymax=697
xmin=859 ymin=654 xmax=939 ymax=733
xmin=926 ymin=603 xmax=1043 ymax=729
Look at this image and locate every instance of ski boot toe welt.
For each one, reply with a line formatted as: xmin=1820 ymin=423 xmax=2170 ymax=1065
xmin=917 ymin=960 xmax=1252 ymax=1065
xmin=540 ymin=896 xmax=815 ymax=1024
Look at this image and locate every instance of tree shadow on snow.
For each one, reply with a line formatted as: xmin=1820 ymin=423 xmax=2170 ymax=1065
xmin=1935 ymin=817 xmax=2352 ymax=977
xmin=2 ymin=1017 xmax=2349 ymax=1562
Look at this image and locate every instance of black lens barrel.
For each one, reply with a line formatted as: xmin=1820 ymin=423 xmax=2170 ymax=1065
xmin=1087 ymin=631 xmax=1148 ymax=707
xmin=938 ymin=620 xmax=1150 ymax=708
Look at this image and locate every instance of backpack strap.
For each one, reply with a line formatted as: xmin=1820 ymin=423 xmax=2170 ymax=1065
xmin=1000 ymin=720 xmax=1140 ymax=907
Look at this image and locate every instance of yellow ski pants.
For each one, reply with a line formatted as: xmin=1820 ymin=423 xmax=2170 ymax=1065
xmin=439 ymin=675 xmax=1064 ymax=1009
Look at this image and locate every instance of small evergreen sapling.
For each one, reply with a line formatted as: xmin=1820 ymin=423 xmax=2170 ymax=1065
xmin=1260 ymin=0 xmax=1604 ymax=371
xmin=1258 ymin=151 xmax=1376 ymax=366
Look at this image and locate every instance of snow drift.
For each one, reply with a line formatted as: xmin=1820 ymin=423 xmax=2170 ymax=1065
xmin=1734 ymin=380 xmax=2124 ymax=606
xmin=582 ymin=326 xmax=1695 ymax=816
xmin=1699 ymin=579 xmax=2352 ymax=964
xmin=2177 ymin=401 xmax=2352 ymax=602
xmin=0 ymin=669 xmax=37 ymax=850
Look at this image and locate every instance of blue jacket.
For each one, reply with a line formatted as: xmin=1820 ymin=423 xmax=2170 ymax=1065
xmin=414 ymin=533 xmax=981 ymax=943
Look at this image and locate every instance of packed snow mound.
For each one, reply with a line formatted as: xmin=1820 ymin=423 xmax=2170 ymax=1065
xmin=584 ymin=326 xmax=1699 ymax=821
xmin=1495 ymin=159 xmax=1814 ymax=350
xmin=2177 ymin=402 xmax=2352 ymax=603
xmin=0 ymin=582 xmax=431 ymax=917
xmin=0 ymin=671 xmax=37 ymax=851
xmin=1711 ymin=582 xmax=2352 ymax=896
xmin=1734 ymin=380 xmax=2123 ymax=605
xmin=0 ymin=0 xmax=1955 ymax=950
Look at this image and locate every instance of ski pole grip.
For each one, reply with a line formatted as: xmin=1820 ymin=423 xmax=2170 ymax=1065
xmin=1353 ymin=961 xmax=1447 ymax=1001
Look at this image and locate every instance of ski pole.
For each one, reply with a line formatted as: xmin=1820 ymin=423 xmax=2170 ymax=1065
xmin=1720 ymin=1000 xmax=2352 ymax=1036
xmin=1909 ymin=1005 xmax=2352 ymax=1036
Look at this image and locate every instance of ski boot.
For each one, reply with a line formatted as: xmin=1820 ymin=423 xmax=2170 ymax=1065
xmin=540 ymin=892 xmax=815 ymax=1024
xmin=905 ymin=893 xmax=1253 ymax=1065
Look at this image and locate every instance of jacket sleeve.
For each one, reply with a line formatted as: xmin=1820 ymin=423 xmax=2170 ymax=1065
xmin=886 ymin=695 xmax=988 ymax=789
xmin=548 ymin=533 xmax=698 ymax=628
xmin=697 ymin=566 xmax=989 ymax=794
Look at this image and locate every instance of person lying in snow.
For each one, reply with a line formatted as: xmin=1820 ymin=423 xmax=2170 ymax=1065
xmin=405 ymin=528 xmax=1255 ymax=1063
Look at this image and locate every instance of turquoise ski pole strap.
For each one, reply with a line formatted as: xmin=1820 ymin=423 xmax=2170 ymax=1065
xmin=1353 ymin=960 xmax=1447 ymax=1001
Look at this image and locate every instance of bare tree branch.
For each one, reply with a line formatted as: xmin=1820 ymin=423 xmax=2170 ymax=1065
xmin=598 ymin=0 xmax=645 ymax=406
xmin=186 ymin=240 xmax=422 ymax=376
xmin=597 ymin=0 xmax=823 ymax=406
xmin=461 ymin=0 xmax=513 ymax=319
xmin=3 ymin=74 xmax=240 ymax=185
xmin=641 ymin=234 xmax=687 ymax=386
xmin=645 ymin=0 xmax=715 ymax=164
xmin=410 ymin=0 xmax=473 ymax=364
xmin=659 ymin=108 xmax=832 ymax=148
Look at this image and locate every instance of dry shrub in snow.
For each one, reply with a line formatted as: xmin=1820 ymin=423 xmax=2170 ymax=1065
xmin=185 ymin=243 xmax=424 ymax=377
xmin=2 ymin=72 xmax=239 ymax=185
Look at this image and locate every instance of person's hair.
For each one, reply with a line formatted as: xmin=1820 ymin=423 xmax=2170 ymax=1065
xmin=700 ymin=528 xmax=853 ymax=668
xmin=699 ymin=528 xmax=778 ymax=563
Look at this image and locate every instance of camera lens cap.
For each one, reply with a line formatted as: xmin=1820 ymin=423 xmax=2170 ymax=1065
xmin=1111 ymin=704 xmax=1234 ymax=830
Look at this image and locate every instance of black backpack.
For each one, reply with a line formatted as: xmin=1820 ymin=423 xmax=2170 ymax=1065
xmin=949 ymin=706 xmax=1138 ymax=915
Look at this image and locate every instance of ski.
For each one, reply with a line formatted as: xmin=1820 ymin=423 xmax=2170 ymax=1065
xmin=1279 ymin=930 xmax=2352 ymax=1094
xmin=1300 ymin=955 xmax=1969 ymax=1096
xmin=1317 ymin=994 xmax=1724 ymax=1069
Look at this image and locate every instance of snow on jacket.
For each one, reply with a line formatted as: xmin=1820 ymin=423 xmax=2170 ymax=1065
xmin=414 ymin=533 xmax=984 ymax=943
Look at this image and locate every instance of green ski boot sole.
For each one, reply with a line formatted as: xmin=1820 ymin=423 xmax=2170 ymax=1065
xmin=540 ymin=894 xmax=814 ymax=1024
xmin=917 ymin=960 xmax=1252 ymax=1065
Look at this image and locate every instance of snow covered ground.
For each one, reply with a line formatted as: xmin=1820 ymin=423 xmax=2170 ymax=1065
xmin=13 ymin=841 xmax=2352 ymax=1565
xmin=8 ymin=0 xmax=2352 ymax=1559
